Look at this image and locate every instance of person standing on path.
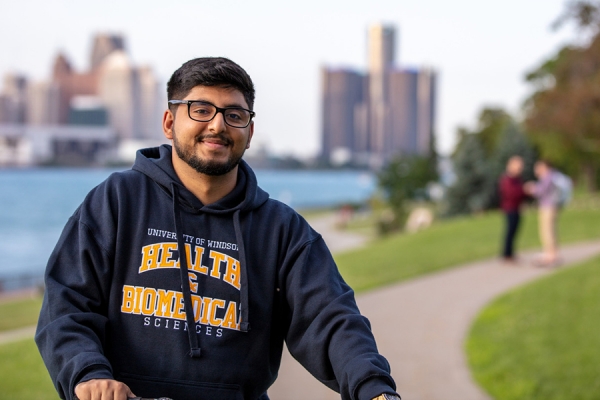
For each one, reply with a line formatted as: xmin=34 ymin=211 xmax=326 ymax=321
xmin=525 ymin=160 xmax=560 ymax=266
xmin=35 ymin=57 xmax=399 ymax=400
xmin=499 ymin=156 xmax=527 ymax=263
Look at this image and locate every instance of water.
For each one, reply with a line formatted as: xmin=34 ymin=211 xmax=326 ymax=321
xmin=0 ymin=167 xmax=375 ymax=282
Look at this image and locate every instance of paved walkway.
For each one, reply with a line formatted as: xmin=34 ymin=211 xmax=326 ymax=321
xmin=307 ymin=213 xmax=370 ymax=254
xmin=270 ymin=215 xmax=600 ymax=399
xmin=0 ymin=326 xmax=36 ymax=345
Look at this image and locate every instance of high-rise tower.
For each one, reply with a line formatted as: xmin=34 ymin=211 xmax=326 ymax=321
xmin=90 ymin=34 xmax=125 ymax=71
xmin=368 ymin=24 xmax=396 ymax=160
xmin=320 ymin=67 xmax=366 ymax=165
xmin=368 ymin=24 xmax=395 ymax=73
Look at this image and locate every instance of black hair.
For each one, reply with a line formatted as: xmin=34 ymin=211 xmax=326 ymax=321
xmin=167 ymin=57 xmax=255 ymax=110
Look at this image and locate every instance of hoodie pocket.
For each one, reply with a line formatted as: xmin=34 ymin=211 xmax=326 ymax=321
xmin=119 ymin=372 xmax=243 ymax=400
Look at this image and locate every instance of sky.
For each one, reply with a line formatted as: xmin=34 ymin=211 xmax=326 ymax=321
xmin=0 ymin=0 xmax=579 ymax=157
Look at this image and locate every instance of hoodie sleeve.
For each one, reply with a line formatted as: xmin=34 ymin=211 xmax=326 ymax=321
xmin=35 ymin=211 xmax=115 ymax=400
xmin=280 ymin=229 xmax=398 ymax=400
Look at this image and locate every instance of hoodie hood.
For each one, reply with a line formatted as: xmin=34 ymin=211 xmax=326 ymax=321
xmin=132 ymin=144 xmax=269 ymax=214
xmin=132 ymin=144 xmax=268 ymax=357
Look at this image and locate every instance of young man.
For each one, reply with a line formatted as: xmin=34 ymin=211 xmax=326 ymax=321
xmin=498 ymin=156 xmax=526 ymax=263
xmin=36 ymin=57 xmax=400 ymax=400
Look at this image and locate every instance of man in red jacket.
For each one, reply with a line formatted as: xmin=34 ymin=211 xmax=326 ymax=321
xmin=499 ymin=156 xmax=527 ymax=263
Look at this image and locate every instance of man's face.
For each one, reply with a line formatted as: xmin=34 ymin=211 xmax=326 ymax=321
xmin=507 ymin=157 xmax=523 ymax=177
xmin=163 ymin=85 xmax=254 ymax=176
xmin=534 ymin=162 xmax=548 ymax=179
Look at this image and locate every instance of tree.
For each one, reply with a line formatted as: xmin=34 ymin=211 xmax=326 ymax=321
xmin=445 ymin=133 xmax=489 ymax=215
xmin=378 ymin=153 xmax=438 ymax=229
xmin=452 ymin=107 xmax=512 ymax=160
xmin=447 ymin=107 xmax=538 ymax=216
xmin=525 ymin=0 xmax=600 ymax=190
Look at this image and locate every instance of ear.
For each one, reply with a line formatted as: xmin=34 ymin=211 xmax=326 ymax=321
xmin=163 ymin=109 xmax=175 ymax=140
xmin=246 ymin=121 xmax=254 ymax=149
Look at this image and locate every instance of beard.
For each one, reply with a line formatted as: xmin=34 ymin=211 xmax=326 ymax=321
xmin=172 ymin=130 xmax=246 ymax=176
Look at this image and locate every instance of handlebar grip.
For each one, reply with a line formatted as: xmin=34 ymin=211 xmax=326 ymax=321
xmin=129 ymin=397 xmax=174 ymax=400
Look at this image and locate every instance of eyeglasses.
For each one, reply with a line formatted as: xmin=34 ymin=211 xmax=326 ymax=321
xmin=168 ymin=100 xmax=255 ymax=128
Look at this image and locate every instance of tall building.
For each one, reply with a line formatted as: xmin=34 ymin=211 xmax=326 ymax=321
xmin=137 ymin=65 xmax=163 ymax=141
xmin=388 ymin=69 xmax=418 ymax=155
xmin=368 ymin=24 xmax=395 ymax=157
xmin=320 ymin=67 xmax=365 ymax=165
xmin=51 ymin=52 xmax=98 ymax=124
xmin=26 ymin=81 xmax=61 ymax=125
xmin=320 ymin=23 xmax=437 ymax=168
xmin=90 ymin=34 xmax=125 ymax=71
xmin=98 ymin=50 xmax=141 ymax=139
xmin=368 ymin=24 xmax=396 ymax=73
xmin=0 ymin=74 xmax=28 ymax=124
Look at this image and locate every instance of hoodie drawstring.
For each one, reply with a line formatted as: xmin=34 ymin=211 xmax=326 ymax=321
xmin=171 ymin=183 xmax=202 ymax=358
xmin=233 ymin=210 xmax=251 ymax=332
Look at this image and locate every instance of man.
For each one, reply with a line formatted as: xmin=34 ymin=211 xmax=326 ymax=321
xmin=498 ymin=156 xmax=526 ymax=263
xmin=525 ymin=160 xmax=561 ymax=266
xmin=36 ymin=57 xmax=400 ymax=400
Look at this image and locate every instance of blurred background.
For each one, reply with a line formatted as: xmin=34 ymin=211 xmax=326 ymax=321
xmin=2 ymin=1 xmax=600 ymax=399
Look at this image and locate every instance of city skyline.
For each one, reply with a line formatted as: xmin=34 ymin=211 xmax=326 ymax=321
xmin=0 ymin=33 xmax=165 ymax=166
xmin=0 ymin=0 xmax=578 ymax=157
xmin=321 ymin=23 xmax=436 ymax=168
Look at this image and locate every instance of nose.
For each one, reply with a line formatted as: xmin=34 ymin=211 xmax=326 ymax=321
xmin=208 ymin=110 xmax=227 ymax=132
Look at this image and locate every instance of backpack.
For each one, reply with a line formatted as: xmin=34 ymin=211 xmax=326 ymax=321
xmin=552 ymin=171 xmax=573 ymax=207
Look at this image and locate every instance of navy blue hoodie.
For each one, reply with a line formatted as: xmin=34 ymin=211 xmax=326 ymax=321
xmin=35 ymin=145 xmax=397 ymax=400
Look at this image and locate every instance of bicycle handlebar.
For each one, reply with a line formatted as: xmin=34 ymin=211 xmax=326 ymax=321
xmin=129 ymin=397 xmax=173 ymax=400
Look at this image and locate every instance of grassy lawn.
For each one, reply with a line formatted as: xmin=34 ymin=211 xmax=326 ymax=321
xmin=466 ymin=255 xmax=600 ymax=399
xmin=336 ymin=206 xmax=600 ymax=292
xmin=0 ymin=296 xmax=42 ymax=332
xmin=0 ymin=339 xmax=57 ymax=399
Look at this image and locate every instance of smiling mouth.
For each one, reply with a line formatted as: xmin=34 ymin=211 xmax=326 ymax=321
xmin=197 ymin=135 xmax=232 ymax=147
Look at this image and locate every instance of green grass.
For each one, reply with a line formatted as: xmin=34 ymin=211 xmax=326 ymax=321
xmin=336 ymin=206 xmax=600 ymax=292
xmin=0 ymin=339 xmax=57 ymax=399
xmin=0 ymin=296 xmax=42 ymax=332
xmin=466 ymin=255 xmax=600 ymax=399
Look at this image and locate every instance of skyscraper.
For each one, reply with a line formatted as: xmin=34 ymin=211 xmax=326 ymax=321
xmin=137 ymin=65 xmax=163 ymax=141
xmin=0 ymin=74 xmax=28 ymax=124
xmin=26 ymin=81 xmax=61 ymax=125
xmin=320 ymin=67 xmax=365 ymax=165
xmin=90 ymin=34 xmax=126 ymax=71
xmin=98 ymin=50 xmax=141 ymax=140
xmin=51 ymin=52 xmax=98 ymax=124
xmin=368 ymin=24 xmax=396 ymax=158
xmin=388 ymin=69 xmax=418 ymax=155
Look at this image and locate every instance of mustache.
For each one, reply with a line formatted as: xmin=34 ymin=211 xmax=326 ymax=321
xmin=197 ymin=133 xmax=233 ymax=146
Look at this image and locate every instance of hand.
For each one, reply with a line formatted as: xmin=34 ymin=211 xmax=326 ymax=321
xmin=524 ymin=181 xmax=536 ymax=195
xmin=74 ymin=378 xmax=135 ymax=400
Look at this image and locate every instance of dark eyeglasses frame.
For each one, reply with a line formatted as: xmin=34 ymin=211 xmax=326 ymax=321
xmin=168 ymin=100 xmax=255 ymax=128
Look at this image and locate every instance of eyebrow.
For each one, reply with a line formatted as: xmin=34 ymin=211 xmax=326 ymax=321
xmin=187 ymin=99 xmax=248 ymax=109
